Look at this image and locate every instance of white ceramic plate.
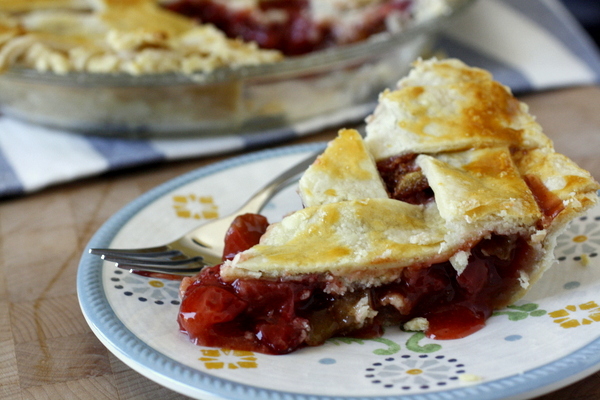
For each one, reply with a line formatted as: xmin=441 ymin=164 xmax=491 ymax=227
xmin=78 ymin=144 xmax=600 ymax=400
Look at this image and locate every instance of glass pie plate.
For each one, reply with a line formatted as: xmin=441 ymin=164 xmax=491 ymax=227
xmin=0 ymin=0 xmax=473 ymax=138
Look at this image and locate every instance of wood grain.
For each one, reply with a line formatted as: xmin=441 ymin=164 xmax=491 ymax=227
xmin=0 ymin=86 xmax=599 ymax=400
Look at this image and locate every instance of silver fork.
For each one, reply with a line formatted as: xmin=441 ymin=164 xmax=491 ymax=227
xmin=89 ymin=150 xmax=319 ymax=277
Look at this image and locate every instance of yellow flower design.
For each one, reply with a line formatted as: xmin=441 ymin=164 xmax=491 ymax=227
xmin=172 ymin=194 xmax=219 ymax=220
xmin=549 ymin=301 xmax=600 ymax=328
xmin=406 ymin=368 xmax=424 ymax=375
xmin=366 ymin=354 xmax=465 ymax=389
xmin=555 ymin=215 xmax=600 ymax=265
xmin=199 ymin=349 xmax=258 ymax=370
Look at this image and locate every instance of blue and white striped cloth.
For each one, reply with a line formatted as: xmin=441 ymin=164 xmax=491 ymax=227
xmin=1 ymin=0 xmax=599 ymax=198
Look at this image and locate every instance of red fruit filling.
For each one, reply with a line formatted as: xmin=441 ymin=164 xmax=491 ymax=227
xmin=164 ymin=0 xmax=412 ymax=55
xmin=222 ymin=213 xmax=269 ymax=261
xmin=178 ymin=219 xmax=537 ymax=354
xmin=376 ymin=154 xmax=434 ymax=204
xmin=178 ymin=155 xmax=557 ymax=355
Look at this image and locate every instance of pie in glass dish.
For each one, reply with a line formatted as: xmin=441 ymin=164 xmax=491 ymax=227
xmin=0 ymin=0 xmax=282 ymax=75
xmin=0 ymin=0 xmax=449 ymax=74
xmin=177 ymin=58 xmax=600 ymax=355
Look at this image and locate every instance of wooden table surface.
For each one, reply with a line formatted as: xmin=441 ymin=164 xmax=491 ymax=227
xmin=1 ymin=86 xmax=599 ymax=400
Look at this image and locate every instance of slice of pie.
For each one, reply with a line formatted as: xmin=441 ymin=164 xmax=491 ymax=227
xmin=178 ymin=58 xmax=600 ymax=354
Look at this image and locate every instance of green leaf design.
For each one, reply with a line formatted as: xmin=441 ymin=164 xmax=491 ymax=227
xmin=508 ymin=303 xmax=539 ymax=312
xmin=330 ymin=337 xmax=364 ymax=346
xmin=497 ymin=311 xmax=529 ymax=321
xmin=405 ymin=332 xmax=442 ymax=353
xmin=493 ymin=303 xmax=547 ymax=321
xmin=510 ymin=311 xmax=529 ymax=321
xmin=370 ymin=338 xmax=401 ymax=355
xmin=328 ymin=337 xmax=400 ymax=355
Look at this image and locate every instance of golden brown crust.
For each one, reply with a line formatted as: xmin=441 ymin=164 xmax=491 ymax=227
xmin=226 ymin=58 xmax=599 ymax=308
xmin=365 ymin=58 xmax=552 ymax=159
xmin=515 ymin=147 xmax=600 ymax=213
xmin=299 ymin=129 xmax=388 ymax=207
xmin=221 ymin=198 xmax=451 ymax=289
xmin=0 ymin=0 xmax=282 ymax=74
xmin=0 ymin=0 xmax=88 ymax=12
xmin=417 ymin=147 xmax=542 ymax=239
